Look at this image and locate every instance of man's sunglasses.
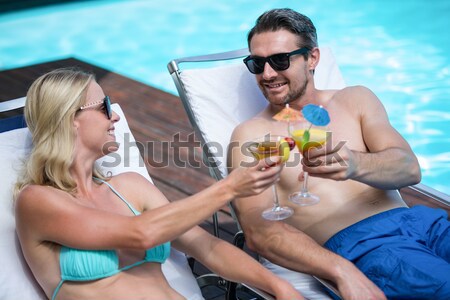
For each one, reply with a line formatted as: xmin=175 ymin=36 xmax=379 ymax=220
xmin=77 ymin=96 xmax=112 ymax=120
xmin=243 ymin=47 xmax=310 ymax=74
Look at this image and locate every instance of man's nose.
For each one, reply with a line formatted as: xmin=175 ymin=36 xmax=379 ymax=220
xmin=261 ymin=62 xmax=278 ymax=79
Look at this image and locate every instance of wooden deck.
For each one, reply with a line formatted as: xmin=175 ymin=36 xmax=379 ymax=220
xmin=1 ymin=58 xmax=449 ymax=279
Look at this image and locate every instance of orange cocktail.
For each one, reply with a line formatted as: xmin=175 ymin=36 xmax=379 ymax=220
xmin=247 ymin=135 xmax=293 ymax=220
xmin=248 ymin=139 xmax=291 ymax=162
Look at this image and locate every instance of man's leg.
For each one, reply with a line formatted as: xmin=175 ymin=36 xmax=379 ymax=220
xmin=422 ymin=206 xmax=450 ymax=262
xmin=356 ymin=239 xmax=450 ymax=299
xmin=325 ymin=206 xmax=450 ymax=299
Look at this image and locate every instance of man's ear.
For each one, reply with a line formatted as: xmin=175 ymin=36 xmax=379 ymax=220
xmin=309 ymin=47 xmax=320 ymax=71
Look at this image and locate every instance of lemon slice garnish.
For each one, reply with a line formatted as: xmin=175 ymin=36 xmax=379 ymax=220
xmin=279 ymin=139 xmax=291 ymax=162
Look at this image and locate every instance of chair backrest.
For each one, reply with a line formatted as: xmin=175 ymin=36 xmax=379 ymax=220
xmin=168 ymin=47 xmax=346 ymax=180
xmin=0 ymin=100 xmax=202 ymax=300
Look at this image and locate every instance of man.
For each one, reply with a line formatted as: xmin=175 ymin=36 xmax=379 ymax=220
xmin=228 ymin=8 xmax=449 ymax=300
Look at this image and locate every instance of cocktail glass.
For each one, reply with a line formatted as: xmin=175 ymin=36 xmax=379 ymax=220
xmin=288 ymin=121 xmax=328 ymax=206
xmin=247 ymin=135 xmax=294 ymax=220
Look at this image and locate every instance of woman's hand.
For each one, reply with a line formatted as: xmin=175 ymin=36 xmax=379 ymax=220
xmin=226 ymin=156 xmax=282 ymax=198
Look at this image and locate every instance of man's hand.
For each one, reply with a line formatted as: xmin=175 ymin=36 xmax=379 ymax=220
xmin=334 ymin=262 xmax=386 ymax=300
xmin=301 ymin=142 xmax=358 ymax=181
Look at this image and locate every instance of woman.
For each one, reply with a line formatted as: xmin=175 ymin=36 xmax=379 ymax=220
xmin=14 ymin=68 xmax=302 ymax=300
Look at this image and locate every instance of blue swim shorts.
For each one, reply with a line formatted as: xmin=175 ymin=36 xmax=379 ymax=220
xmin=324 ymin=205 xmax=450 ymax=299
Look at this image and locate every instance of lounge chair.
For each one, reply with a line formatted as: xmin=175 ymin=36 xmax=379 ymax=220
xmin=0 ymin=99 xmax=203 ymax=300
xmin=167 ymin=47 xmax=450 ymax=298
xmin=167 ymin=47 xmax=345 ymax=299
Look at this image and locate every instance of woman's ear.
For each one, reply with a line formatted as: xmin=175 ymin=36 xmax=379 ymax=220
xmin=73 ymin=118 xmax=80 ymax=130
xmin=309 ymin=47 xmax=320 ymax=71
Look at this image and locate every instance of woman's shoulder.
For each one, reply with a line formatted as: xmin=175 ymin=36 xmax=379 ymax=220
xmin=107 ymin=172 xmax=158 ymax=197
xmin=108 ymin=172 xmax=168 ymax=210
xmin=110 ymin=171 xmax=148 ymax=181
xmin=108 ymin=172 xmax=154 ymax=187
xmin=15 ymin=184 xmax=73 ymax=225
xmin=17 ymin=184 xmax=67 ymax=205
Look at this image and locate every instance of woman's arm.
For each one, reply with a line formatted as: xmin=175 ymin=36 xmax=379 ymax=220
xmin=15 ymin=158 xmax=282 ymax=251
xmin=173 ymin=226 xmax=304 ymax=300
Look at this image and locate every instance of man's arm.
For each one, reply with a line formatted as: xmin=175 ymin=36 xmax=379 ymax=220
xmin=173 ymin=226 xmax=304 ymax=300
xmin=228 ymin=124 xmax=386 ymax=300
xmin=305 ymin=86 xmax=421 ymax=189
xmin=230 ymin=191 xmax=384 ymax=300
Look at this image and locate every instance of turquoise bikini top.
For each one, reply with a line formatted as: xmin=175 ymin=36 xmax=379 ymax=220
xmin=51 ymin=178 xmax=170 ymax=300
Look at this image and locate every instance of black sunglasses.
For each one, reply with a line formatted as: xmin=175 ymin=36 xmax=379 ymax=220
xmin=243 ymin=47 xmax=310 ymax=74
xmin=77 ymin=96 xmax=112 ymax=120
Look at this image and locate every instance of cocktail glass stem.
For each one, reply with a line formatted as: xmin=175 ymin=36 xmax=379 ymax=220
xmin=289 ymin=171 xmax=320 ymax=205
xmin=302 ymin=172 xmax=310 ymax=194
xmin=261 ymin=182 xmax=293 ymax=221
xmin=272 ymin=184 xmax=281 ymax=209
xmin=249 ymin=135 xmax=294 ymax=221
xmin=288 ymin=123 xmax=324 ymax=206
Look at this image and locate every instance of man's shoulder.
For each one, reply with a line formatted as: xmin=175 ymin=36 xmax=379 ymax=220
xmin=333 ymin=85 xmax=374 ymax=97
xmin=238 ymin=114 xmax=271 ymax=128
xmin=327 ymin=85 xmax=378 ymax=105
xmin=325 ymin=85 xmax=383 ymax=118
xmin=327 ymin=85 xmax=370 ymax=96
xmin=231 ymin=109 xmax=277 ymax=141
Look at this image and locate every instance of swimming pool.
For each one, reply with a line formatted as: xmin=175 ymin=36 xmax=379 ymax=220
xmin=1 ymin=0 xmax=449 ymax=195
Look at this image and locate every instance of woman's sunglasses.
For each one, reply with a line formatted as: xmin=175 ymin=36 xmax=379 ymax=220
xmin=243 ymin=47 xmax=310 ymax=74
xmin=77 ymin=96 xmax=112 ymax=120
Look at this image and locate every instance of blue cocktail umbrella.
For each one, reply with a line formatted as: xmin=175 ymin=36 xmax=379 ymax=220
xmin=302 ymin=104 xmax=330 ymax=126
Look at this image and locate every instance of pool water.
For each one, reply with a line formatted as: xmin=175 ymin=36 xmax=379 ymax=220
xmin=1 ymin=0 xmax=449 ymax=195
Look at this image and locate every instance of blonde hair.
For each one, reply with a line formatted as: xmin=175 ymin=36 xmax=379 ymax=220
xmin=14 ymin=68 xmax=107 ymax=198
